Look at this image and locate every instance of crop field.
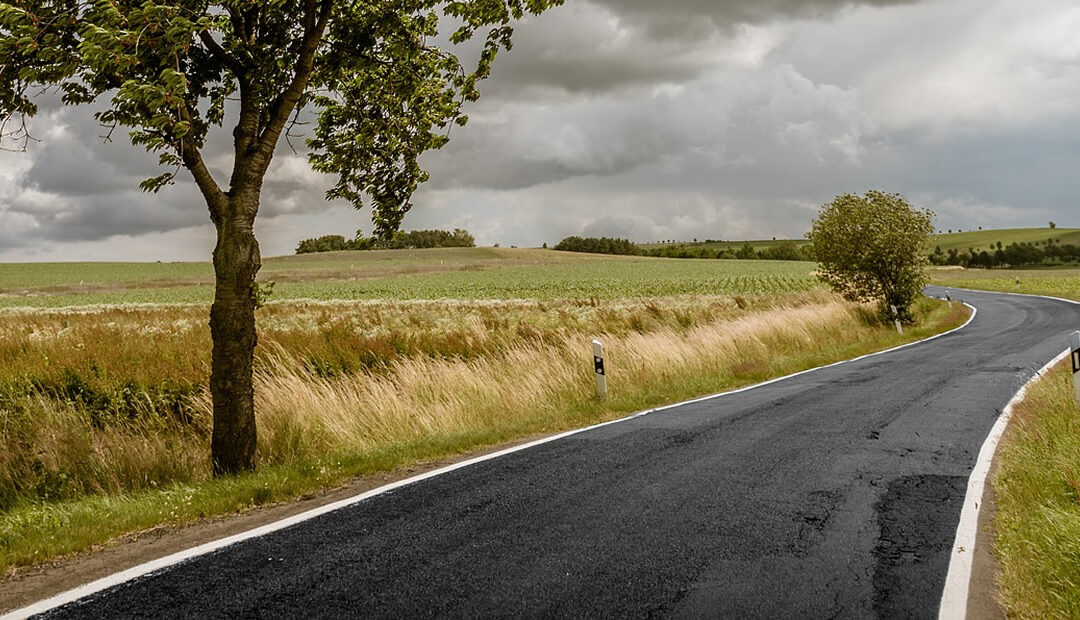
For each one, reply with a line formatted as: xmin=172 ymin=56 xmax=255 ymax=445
xmin=929 ymin=267 xmax=1080 ymax=302
xmin=0 ymin=248 xmax=819 ymax=308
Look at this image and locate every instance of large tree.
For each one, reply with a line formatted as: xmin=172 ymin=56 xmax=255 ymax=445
xmin=0 ymin=0 xmax=561 ymax=475
xmin=807 ymin=190 xmax=934 ymax=323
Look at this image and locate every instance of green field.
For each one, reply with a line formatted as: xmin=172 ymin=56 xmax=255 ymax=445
xmin=635 ymin=227 xmax=1080 ymax=256
xmin=928 ymin=227 xmax=1080 ymax=253
xmin=929 ymin=267 xmax=1080 ymax=302
xmin=0 ymin=248 xmax=819 ymax=308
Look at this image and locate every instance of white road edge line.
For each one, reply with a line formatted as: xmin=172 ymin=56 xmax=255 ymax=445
xmin=7 ymin=297 xmax=979 ymax=620
xmin=937 ymin=287 xmax=1080 ymax=620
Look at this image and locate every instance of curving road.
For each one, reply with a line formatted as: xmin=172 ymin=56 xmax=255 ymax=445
xmin=32 ymin=288 xmax=1080 ymax=619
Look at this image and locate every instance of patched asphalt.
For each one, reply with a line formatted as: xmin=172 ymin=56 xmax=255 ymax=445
xmin=37 ymin=288 xmax=1080 ymax=618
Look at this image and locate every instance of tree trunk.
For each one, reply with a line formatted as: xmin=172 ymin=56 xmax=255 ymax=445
xmin=209 ymin=197 xmax=261 ymax=476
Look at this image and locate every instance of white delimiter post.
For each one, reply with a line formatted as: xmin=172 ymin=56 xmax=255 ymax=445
xmin=592 ymin=339 xmax=607 ymax=399
xmin=891 ymin=305 xmax=903 ymax=335
xmin=1071 ymin=331 xmax=1080 ymax=407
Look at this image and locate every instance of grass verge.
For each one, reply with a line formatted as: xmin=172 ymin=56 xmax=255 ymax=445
xmin=994 ymin=361 xmax=1080 ymax=618
xmin=930 ymin=267 xmax=1080 ymax=303
xmin=0 ymin=296 xmax=967 ymax=577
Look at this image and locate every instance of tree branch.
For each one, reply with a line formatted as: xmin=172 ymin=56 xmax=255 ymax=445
xmin=198 ymin=30 xmax=244 ymax=78
xmin=250 ymin=0 xmax=330 ymax=173
xmin=177 ymin=102 xmax=227 ymax=222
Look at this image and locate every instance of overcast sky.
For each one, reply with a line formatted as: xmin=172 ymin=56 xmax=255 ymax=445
xmin=2 ymin=0 xmax=1079 ymax=261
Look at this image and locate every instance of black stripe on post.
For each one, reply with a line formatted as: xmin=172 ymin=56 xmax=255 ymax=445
xmin=594 ymin=356 xmax=605 ymax=376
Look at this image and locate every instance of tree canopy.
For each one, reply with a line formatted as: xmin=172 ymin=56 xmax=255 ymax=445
xmin=1 ymin=0 xmax=559 ymax=232
xmin=807 ymin=191 xmax=934 ymax=323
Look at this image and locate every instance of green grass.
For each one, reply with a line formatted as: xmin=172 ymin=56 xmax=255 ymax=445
xmin=994 ymin=362 xmax=1080 ymax=618
xmin=929 ymin=267 xmax=1080 ymax=303
xmin=929 ymin=227 xmax=1080 ymax=253
xmin=0 ymin=249 xmax=819 ymax=308
xmin=0 ymin=261 xmax=212 ymax=292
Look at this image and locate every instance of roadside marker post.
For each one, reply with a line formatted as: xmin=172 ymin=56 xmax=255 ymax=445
xmin=945 ymin=290 xmax=952 ymax=308
xmin=890 ymin=305 xmax=903 ymax=335
xmin=592 ymin=339 xmax=607 ymax=399
xmin=1071 ymin=331 xmax=1080 ymax=407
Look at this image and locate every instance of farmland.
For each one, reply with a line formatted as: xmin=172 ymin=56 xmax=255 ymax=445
xmin=0 ymin=248 xmax=967 ymax=576
xmin=928 ymin=227 xmax=1080 ymax=253
xmin=929 ymin=267 xmax=1080 ymax=302
xmin=0 ymin=248 xmax=819 ymax=307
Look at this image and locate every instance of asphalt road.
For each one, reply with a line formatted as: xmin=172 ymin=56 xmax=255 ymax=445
xmin=37 ymin=288 xmax=1080 ymax=619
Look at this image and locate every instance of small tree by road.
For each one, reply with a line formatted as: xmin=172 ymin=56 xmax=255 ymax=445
xmin=807 ymin=191 xmax=934 ymax=323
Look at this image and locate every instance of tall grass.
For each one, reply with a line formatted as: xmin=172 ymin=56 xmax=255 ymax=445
xmin=994 ymin=362 xmax=1080 ymax=618
xmin=0 ymin=294 xmax=817 ymax=508
xmin=0 ymin=293 xmax=965 ymax=574
xmin=250 ymin=298 xmax=870 ymax=465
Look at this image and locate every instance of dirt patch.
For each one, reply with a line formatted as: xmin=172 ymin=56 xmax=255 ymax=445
xmin=0 ymin=433 xmax=553 ymax=614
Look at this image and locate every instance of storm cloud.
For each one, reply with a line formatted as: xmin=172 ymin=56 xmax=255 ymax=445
xmin=1 ymin=0 xmax=1079 ymax=260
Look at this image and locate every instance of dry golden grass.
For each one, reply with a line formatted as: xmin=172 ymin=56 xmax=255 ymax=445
xmin=239 ymin=297 xmax=875 ymax=467
xmin=0 ymin=294 xmax=813 ymax=507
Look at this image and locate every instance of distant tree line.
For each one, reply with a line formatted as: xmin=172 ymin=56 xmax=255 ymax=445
xmin=552 ymin=236 xmax=642 ymax=255
xmin=295 ymin=234 xmax=373 ymax=254
xmin=552 ymin=237 xmax=811 ymax=261
xmin=929 ymin=240 xmax=1080 ymax=268
xmin=551 ymin=234 xmax=1080 ymax=268
xmin=644 ymin=240 xmax=809 ymax=261
xmin=296 ymin=229 xmax=475 ymax=254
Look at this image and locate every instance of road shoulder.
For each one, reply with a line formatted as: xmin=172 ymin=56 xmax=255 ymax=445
xmin=967 ymin=446 xmax=1005 ymax=619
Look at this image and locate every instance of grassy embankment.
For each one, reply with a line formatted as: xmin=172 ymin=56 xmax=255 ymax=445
xmin=994 ymin=363 xmax=1080 ymax=618
xmin=936 ymin=267 xmax=1080 ymax=617
xmin=0 ymin=248 xmax=967 ymax=575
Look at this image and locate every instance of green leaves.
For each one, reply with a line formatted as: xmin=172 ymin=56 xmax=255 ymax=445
xmin=807 ymin=191 xmax=935 ymax=322
xmin=1 ymin=0 xmax=562 ymax=231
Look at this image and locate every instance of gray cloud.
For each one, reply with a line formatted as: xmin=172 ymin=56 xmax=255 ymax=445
xmin=3 ymin=0 xmax=1080 ymax=261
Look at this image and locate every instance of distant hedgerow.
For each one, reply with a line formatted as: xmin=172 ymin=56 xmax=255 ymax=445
xmin=296 ymin=229 xmax=475 ymax=254
xmin=553 ymin=236 xmax=642 ymax=256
